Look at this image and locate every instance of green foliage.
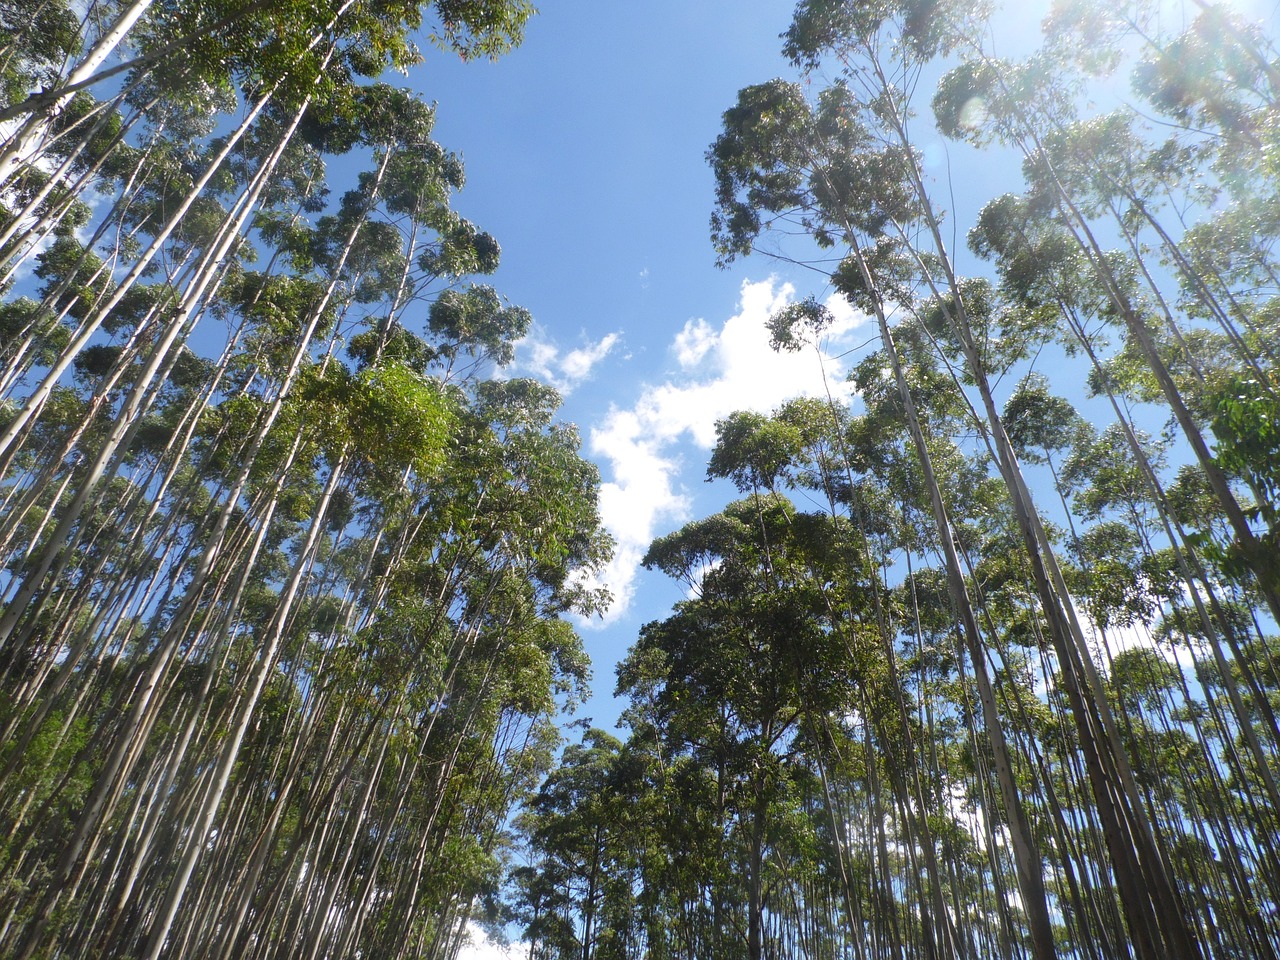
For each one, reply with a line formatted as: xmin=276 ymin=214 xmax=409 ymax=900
xmin=429 ymin=284 xmax=532 ymax=366
xmin=1002 ymin=374 xmax=1086 ymax=465
xmin=429 ymin=0 xmax=535 ymax=60
xmin=0 ymin=4 xmax=622 ymax=958
xmin=302 ymin=359 xmax=454 ymax=475
xmin=696 ymin=3 xmax=1280 ymax=959
xmin=1210 ymin=371 xmax=1280 ymax=525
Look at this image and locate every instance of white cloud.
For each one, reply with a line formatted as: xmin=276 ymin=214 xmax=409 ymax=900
xmin=586 ymin=278 xmax=868 ymax=624
xmin=673 ymin=317 xmax=716 ymax=369
xmin=562 ymin=333 xmax=620 ymax=382
xmin=513 ymin=327 xmax=620 ymax=394
xmin=456 ymin=924 xmax=525 ymax=960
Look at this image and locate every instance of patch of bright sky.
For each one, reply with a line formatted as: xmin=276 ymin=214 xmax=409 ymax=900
xmin=416 ymin=0 xmax=847 ymax=726
xmin=457 ymin=922 xmax=524 ymax=960
xmin=583 ymin=279 xmax=865 ymax=625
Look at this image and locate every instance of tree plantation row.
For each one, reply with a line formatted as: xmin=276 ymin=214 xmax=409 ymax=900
xmin=0 ymin=1 xmax=1277 ymax=960
xmin=0 ymin=2 xmax=612 ymax=958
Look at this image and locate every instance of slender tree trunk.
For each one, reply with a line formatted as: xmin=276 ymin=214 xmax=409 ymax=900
xmin=0 ymin=0 xmax=154 ymax=187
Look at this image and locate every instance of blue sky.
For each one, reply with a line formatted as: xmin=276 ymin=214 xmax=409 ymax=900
xmin=417 ymin=1 xmax=832 ymax=725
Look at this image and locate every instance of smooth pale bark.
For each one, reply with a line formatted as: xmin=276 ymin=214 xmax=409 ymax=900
xmin=973 ymin=61 xmax=1280 ymax=624
xmin=853 ymin=57 xmax=1205 ymax=957
xmin=2 ymin=87 xmax=367 ymax=766
xmin=0 ymin=114 xmax=173 ymax=403
xmin=0 ymin=0 xmax=153 ymax=188
xmin=0 ymin=89 xmax=298 ymax=646
xmin=801 ymin=107 xmax=1059 ymax=953
xmin=3 ymin=399 xmax=307 ymax=958
xmin=142 ymin=444 xmax=349 ymax=959
xmin=0 ymin=0 xmax=360 ymax=473
xmin=0 ymin=287 xmax=258 ymax=741
xmin=0 ymin=91 xmax=272 ymax=476
xmin=0 ymin=92 xmax=139 ymax=288
xmin=811 ymin=724 xmax=867 ymax=949
xmin=1064 ymin=306 xmax=1280 ymax=813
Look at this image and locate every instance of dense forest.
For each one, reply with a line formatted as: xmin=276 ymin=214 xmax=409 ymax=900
xmin=1 ymin=0 xmax=1278 ymax=959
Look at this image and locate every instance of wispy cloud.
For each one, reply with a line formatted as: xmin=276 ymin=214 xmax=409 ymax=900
xmin=562 ymin=334 xmax=620 ymax=382
xmin=513 ymin=326 xmax=620 ymax=394
xmin=584 ymin=278 xmax=867 ymax=623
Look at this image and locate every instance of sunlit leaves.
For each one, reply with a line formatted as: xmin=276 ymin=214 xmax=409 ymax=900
xmin=428 ymin=284 xmax=531 ymax=367
xmin=1210 ymin=370 xmax=1280 ymax=526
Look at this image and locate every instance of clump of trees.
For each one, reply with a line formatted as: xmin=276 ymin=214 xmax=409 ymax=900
xmin=510 ymin=1 xmax=1280 ymax=959
xmin=0 ymin=2 xmax=611 ymax=959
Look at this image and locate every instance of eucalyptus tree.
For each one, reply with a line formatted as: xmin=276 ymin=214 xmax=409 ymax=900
xmin=618 ymin=491 xmax=858 ymax=960
xmin=0 ymin=0 xmax=534 ymax=190
xmin=514 ymin=728 xmax=642 ymax=960
xmin=583 ymin=385 xmax=1033 ymax=959
xmin=973 ymin=181 xmax=1280 ymax=829
xmin=708 ymin=38 xmax=1089 ymax=960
